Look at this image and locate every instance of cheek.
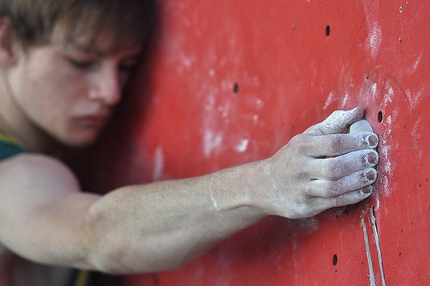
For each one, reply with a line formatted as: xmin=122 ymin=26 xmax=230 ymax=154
xmin=23 ymin=65 xmax=88 ymax=123
xmin=30 ymin=75 xmax=67 ymax=114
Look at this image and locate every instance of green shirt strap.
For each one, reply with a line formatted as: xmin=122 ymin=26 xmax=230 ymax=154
xmin=0 ymin=133 xmax=26 ymax=161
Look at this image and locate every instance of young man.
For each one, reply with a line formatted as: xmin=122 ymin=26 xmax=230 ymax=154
xmin=0 ymin=0 xmax=379 ymax=285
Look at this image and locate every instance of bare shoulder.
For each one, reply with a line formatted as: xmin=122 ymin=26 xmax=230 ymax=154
xmin=0 ymin=153 xmax=100 ymax=267
xmin=0 ymin=153 xmax=80 ymax=193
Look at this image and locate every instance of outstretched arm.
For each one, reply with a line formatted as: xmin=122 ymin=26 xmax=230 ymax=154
xmin=0 ymin=107 xmax=378 ymax=274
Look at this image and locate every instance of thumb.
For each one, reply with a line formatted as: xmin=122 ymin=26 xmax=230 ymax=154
xmin=304 ymin=107 xmax=364 ymax=135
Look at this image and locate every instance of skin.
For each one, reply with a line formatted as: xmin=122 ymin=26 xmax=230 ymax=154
xmin=0 ymin=20 xmax=142 ymax=151
xmin=0 ymin=16 xmax=379 ymax=284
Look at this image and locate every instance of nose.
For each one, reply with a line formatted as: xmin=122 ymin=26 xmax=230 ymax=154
xmin=88 ymin=63 xmax=122 ymax=106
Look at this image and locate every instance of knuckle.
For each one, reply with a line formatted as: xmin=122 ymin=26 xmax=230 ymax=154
xmin=324 ymin=181 xmax=342 ymax=197
xmin=293 ymin=163 xmax=310 ymax=179
xmin=323 ymin=158 xmax=344 ymax=180
xmin=303 ymin=184 xmax=315 ymax=197
xmin=334 ymin=195 xmax=347 ymax=207
xmin=291 ymin=134 xmax=308 ymax=152
xmin=328 ymin=134 xmax=343 ymax=154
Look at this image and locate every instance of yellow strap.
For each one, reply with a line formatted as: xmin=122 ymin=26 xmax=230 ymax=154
xmin=0 ymin=133 xmax=24 ymax=148
xmin=74 ymin=270 xmax=89 ymax=286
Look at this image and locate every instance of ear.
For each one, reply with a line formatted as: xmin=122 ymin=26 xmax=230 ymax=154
xmin=0 ymin=17 xmax=17 ymax=67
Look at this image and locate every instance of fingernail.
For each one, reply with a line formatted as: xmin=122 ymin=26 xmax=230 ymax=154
xmin=368 ymin=151 xmax=378 ymax=165
xmin=362 ymin=185 xmax=373 ymax=194
xmin=365 ymin=169 xmax=376 ymax=181
xmin=367 ymin=135 xmax=378 ymax=148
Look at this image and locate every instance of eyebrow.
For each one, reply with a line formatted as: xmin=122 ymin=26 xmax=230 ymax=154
xmin=69 ymin=41 xmax=105 ymax=57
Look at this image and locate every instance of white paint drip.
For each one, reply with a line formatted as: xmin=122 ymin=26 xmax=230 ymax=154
xmin=367 ymin=26 xmax=382 ymax=59
xmin=370 ymin=83 xmax=378 ymax=97
xmin=252 ymin=114 xmax=259 ymax=126
xmin=203 ymin=130 xmax=223 ymax=157
xmin=202 ymin=93 xmax=225 ymax=157
xmin=236 ymin=139 xmax=249 ymax=153
xmin=376 ymin=101 xmax=399 ymax=199
xmin=217 ymin=104 xmax=230 ymax=119
xmin=405 ymin=88 xmax=424 ymax=110
xmin=407 ymin=50 xmax=423 ymax=75
xmin=323 ymin=92 xmax=335 ymax=110
xmin=153 ymin=146 xmax=164 ymax=181
xmin=182 ymin=56 xmax=194 ymax=68
xmin=413 ymin=53 xmax=422 ymax=70
xmin=363 ymin=0 xmax=382 ymax=59
xmin=171 ymin=48 xmax=197 ymax=75
xmin=381 ymin=145 xmax=391 ymax=174
xmin=378 ymin=134 xmax=393 ymax=201
xmin=323 ymin=91 xmax=351 ymax=110
xmin=383 ymin=86 xmax=394 ymax=106
xmin=412 ymin=117 xmax=422 ymax=140
xmin=341 ymin=93 xmax=349 ymax=108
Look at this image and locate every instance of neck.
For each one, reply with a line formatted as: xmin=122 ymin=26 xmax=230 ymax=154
xmin=0 ymin=114 xmax=56 ymax=153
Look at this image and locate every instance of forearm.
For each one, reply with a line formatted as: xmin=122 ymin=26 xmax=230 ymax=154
xmin=84 ymin=161 xmax=267 ymax=274
xmin=0 ymin=108 xmax=377 ymax=274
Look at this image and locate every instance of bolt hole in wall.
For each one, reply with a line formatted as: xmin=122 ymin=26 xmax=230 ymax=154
xmin=332 ymin=254 xmax=338 ymax=266
xmin=378 ymin=111 xmax=383 ymax=123
xmin=233 ymin=82 xmax=239 ymax=94
xmin=325 ymin=25 xmax=331 ymax=37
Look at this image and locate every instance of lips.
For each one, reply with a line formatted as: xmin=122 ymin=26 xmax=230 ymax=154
xmin=77 ymin=115 xmax=109 ymax=128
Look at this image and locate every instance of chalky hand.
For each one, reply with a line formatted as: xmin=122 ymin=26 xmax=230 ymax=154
xmin=259 ymin=108 xmax=379 ymax=219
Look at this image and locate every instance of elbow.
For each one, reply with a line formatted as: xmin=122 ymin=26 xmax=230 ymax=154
xmin=87 ymin=244 xmax=189 ymax=275
xmin=83 ymin=205 xmax=136 ymax=274
xmin=87 ymin=239 xmax=196 ymax=275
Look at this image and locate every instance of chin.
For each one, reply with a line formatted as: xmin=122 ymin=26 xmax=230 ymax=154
xmin=59 ymin=131 xmax=101 ymax=148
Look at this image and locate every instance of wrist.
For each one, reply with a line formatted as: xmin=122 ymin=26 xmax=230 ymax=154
xmin=239 ymin=159 xmax=273 ymax=217
xmin=208 ymin=161 xmax=269 ymax=219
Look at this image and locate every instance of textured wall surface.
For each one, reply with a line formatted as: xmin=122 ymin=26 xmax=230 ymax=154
xmin=117 ymin=0 xmax=430 ymax=285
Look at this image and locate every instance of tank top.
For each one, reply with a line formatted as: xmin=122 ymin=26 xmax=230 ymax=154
xmin=0 ymin=132 xmax=25 ymax=160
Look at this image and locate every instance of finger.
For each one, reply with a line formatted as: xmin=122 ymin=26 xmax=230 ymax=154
xmin=304 ymin=107 xmax=364 ymax=135
xmin=310 ymin=150 xmax=379 ymax=180
xmin=307 ymin=186 xmax=373 ymax=216
xmin=300 ymin=133 xmax=379 ymax=158
xmin=306 ymin=168 xmax=377 ymax=197
xmin=332 ymin=185 xmax=373 ymax=207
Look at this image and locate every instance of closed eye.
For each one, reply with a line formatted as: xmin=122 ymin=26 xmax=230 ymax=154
xmin=119 ymin=57 xmax=139 ymax=73
xmin=68 ymin=58 xmax=96 ymax=69
xmin=119 ymin=63 xmax=138 ymax=73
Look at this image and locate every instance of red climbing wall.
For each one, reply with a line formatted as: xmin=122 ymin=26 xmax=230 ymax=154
xmin=116 ymin=0 xmax=430 ymax=284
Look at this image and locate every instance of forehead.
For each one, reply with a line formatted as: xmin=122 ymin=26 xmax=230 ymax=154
xmin=50 ymin=22 xmax=143 ymax=56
